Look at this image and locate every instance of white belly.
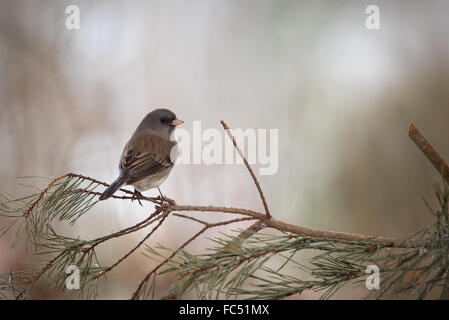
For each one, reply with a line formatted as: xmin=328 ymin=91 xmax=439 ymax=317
xmin=132 ymin=175 xmax=169 ymax=192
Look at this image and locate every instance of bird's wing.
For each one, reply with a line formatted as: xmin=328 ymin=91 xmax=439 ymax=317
xmin=119 ymin=132 xmax=176 ymax=184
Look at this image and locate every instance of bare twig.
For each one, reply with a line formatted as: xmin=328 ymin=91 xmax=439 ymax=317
xmin=220 ymin=120 xmax=271 ymax=218
xmin=172 ymin=213 xmax=209 ymax=226
xmin=409 ymin=122 xmax=449 ymax=185
xmin=75 ymin=207 xmax=165 ymax=269
xmin=223 ymin=221 xmax=267 ymax=251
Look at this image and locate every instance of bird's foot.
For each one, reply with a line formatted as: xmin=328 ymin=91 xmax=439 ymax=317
xmin=156 ymin=194 xmax=166 ymax=207
xmin=156 ymin=187 xmax=173 ymax=207
xmin=132 ymin=189 xmax=144 ymax=207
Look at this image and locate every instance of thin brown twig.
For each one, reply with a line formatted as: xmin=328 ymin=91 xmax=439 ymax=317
xmin=77 ymin=207 xmax=165 ymax=268
xmin=172 ymin=213 xmax=209 ymax=225
xmin=220 ymin=120 xmax=271 ymax=218
xmin=89 ymin=208 xmax=164 ymax=246
xmin=224 ymin=220 xmax=267 ymax=251
xmin=409 ymin=122 xmax=449 ymax=185
xmin=172 ymin=212 xmax=256 ymax=227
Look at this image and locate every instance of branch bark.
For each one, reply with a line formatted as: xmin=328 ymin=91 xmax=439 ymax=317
xmin=409 ymin=122 xmax=449 ymax=185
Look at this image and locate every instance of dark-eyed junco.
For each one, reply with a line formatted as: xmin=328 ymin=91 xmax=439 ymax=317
xmin=99 ymin=108 xmax=183 ymax=203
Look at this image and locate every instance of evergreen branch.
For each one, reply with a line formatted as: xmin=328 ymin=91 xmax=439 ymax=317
xmin=23 ymin=173 xmax=70 ymax=217
xmin=131 ymin=225 xmax=209 ymax=300
xmin=12 ymin=236 xmax=104 ymax=299
xmin=158 ymin=231 xmax=433 ymax=299
xmin=90 ymin=208 xmax=171 ymax=281
xmin=417 ymin=266 xmax=447 ymax=300
xmin=15 ymin=250 xmax=66 ymax=299
xmin=131 ymin=215 xmax=258 ymax=299
xmin=1 ymin=120 xmax=449 ymax=300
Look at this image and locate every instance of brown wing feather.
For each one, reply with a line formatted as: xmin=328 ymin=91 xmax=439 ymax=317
xmin=119 ymin=133 xmax=176 ymax=185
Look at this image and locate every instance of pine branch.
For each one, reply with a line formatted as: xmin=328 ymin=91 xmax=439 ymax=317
xmin=1 ymin=121 xmax=448 ymax=300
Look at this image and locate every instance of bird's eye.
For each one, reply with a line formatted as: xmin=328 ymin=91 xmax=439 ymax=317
xmin=161 ymin=117 xmax=169 ymax=124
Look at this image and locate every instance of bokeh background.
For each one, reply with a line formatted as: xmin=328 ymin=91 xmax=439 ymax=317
xmin=1 ymin=0 xmax=449 ymax=299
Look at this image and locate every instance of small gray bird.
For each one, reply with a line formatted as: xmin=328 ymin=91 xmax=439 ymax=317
xmin=99 ymin=108 xmax=183 ymax=202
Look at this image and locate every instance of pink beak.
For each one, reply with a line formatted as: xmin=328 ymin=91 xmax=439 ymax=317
xmin=171 ymin=119 xmax=184 ymax=126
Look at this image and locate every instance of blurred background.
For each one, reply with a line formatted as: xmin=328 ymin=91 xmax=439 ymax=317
xmin=1 ymin=0 xmax=449 ymax=299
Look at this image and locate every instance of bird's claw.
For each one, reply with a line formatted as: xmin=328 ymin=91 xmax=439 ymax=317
xmin=131 ymin=189 xmax=144 ymax=207
xmin=156 ymin=194 xmax=165 ymax=207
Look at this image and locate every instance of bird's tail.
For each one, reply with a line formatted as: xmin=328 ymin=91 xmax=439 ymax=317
xmin=99 ymin=177 xmax=126 ymax=200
